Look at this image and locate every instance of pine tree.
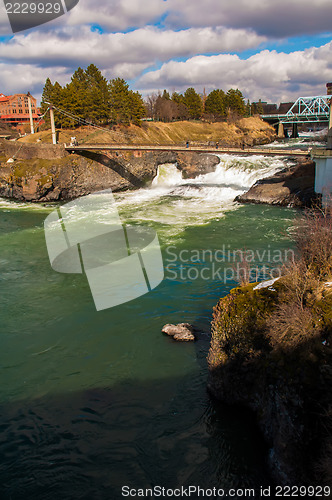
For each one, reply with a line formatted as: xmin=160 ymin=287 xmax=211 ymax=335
xmin=128 ymin=90 xmax=146 ymax=125
xmin=245 ymin=99 xmax=251 ymax=117
xmin=109 ymin=78 xmax=131 ymax=125
xmin=162 ymin=89 xmax=171 ymax=100
xmin=171 ymin=92 xmax=183 ymax=104
xmin=204 ymin=89 xmax=226 ymax=119
xmin=40 ymin=78 xmax=54 ymax=126
xmin=40 ymin=66 xmax=148 ymax=129
xmin=84 ymin=64 xmax=110 ymax=124
xmin=225 ymin=89 xmax=246 ymax=116
xmin=183 ymin=87 xmax=202 ymax=119
xmin=256 ymin=99 xmax=264 ymax=115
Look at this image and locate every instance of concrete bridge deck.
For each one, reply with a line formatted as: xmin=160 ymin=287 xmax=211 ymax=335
xmin=65 ymin=144 xmax=310 ymax=157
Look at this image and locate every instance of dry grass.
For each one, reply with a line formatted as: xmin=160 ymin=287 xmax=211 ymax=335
xmin=295 ymin=205 xmax=332 ymax=279
xmin=266 ymin=207 xmax=332 ymax=350
xmin=267 ymin=302 xmax=316 ymax=349
xmin=19 ymin=116 xmax=275 ymax=147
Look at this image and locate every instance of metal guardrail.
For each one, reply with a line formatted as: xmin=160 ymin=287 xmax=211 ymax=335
xmin=64 ymin=144 xmax=309 ymax=157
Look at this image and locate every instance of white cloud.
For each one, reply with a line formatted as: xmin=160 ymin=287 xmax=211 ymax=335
xmin=164 ymin=0 xmax=332 ymax=38
xmin=0 ymin=0 xmax=331 ymax=105
xmin=1 ymin=0 xmax=332 ymax=40
xmin=0 ymin=63 xmax=71 ymax=98
xmin=138 ymin=42 xmax=332 ymax=102
xmin=66 ymin=0 xmax=166 ymax=31
xmin=0 ymin=25 xmax=265 ymax=68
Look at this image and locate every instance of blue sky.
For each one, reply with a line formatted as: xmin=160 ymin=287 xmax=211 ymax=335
xmin=0 ymin=0 xmax=331 ymax=104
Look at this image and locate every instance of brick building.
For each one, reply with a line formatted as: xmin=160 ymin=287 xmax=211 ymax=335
xmin=0 ymin=93 xmax=40 ymax=128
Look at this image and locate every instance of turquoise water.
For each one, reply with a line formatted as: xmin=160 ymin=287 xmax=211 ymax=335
xmin=0 ymin=157 xmax=298 ymax=499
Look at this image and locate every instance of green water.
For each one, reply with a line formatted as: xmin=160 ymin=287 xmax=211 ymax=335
xmin=0 ymin=158 xmax=298 ymax=499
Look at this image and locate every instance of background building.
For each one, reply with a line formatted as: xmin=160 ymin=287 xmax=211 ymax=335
xmin=0 ymin=93 xmax=40 ymax=130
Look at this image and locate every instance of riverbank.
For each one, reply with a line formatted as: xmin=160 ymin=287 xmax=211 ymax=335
xmin=0 ymin=141 xmax=220 ymax=201
xmin=207 ymin=209 xmax=332 ymax=485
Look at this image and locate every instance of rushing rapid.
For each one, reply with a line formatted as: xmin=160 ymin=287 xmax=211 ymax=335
xmin=115 ymin=154 xmax=291 ymax=237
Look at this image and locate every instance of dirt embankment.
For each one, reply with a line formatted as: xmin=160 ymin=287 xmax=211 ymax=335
xmin=19 ymin=116 xmax=276 ymax=147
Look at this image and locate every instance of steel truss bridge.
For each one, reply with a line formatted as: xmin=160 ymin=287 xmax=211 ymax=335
xmin=262 ymin=95 xmax=331 ymax=124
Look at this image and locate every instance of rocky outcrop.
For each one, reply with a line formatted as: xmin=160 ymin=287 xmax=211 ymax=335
xmin=236 ymin=159 xmax=319 ymax=208
xmin=162 ymin=323 xmax=195 ymax=341
xmin=207 ymin=283 xmax=332 ymax=485
xmin=0 ymin=142 xmax=220 ymax=202
xmin=2 ymin=141 xmax=68 ymax=160
xmin=176 ymin=152 xmax=220 ymax=177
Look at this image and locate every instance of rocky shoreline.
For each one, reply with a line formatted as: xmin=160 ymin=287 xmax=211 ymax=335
xmin=235 ymin=159 xmax=319 ymax=208
xmin=0 ymin=141 xmax=219 ymax=202
xmin=0 ymin=139 xmax=318 ymax=207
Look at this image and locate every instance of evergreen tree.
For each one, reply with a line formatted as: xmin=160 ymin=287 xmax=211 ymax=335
xmin=245 ymin=99 xmax=251 ymax=117
xmin=64 ymin=67 xmax=88 ymax=124
xmin=51 ymin=81 xmax=69 ymax=127
xmin=204 ymin=89 xmax=225 ymax=119
xmin=128 ymin=90 xmax=146 ymax=125
xmin=109 ymin=78 xmax=132 ymax=125
xmin=255 ymin=99 xmax=264 ymax=115
xmin=162 ymin=89 xmax=171 ymax=100
xmin=183 ymin=87 xmax=202 ymax=119
xmin=84 ymin=64 xmax=110 ymax=124
xmin=171 ymin=92 xmax=184 ymax=104
xmin=40 ymin=78 xmax=68 ymax=127
xmin=40 ymin=78 xmax=54 ymax=126
xmin=225 ymin=89 xmax=246 ymax=116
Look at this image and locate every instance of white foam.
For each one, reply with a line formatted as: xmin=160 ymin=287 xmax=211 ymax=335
xmin=113 ymin=155 xmax=288 ymax=237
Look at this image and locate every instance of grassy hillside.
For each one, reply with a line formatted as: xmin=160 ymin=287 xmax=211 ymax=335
xmin=19 ymin=117 xmax=275 ymax=147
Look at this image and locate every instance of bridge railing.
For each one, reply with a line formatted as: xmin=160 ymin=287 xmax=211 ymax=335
xmin=261 ymin=95 xmax=331 ymax=124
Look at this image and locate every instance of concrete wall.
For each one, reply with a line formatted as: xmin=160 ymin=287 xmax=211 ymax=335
xmin=314 ymin=156 xmax=332 ymax=205
xmin=2 ymin=141 xmax=68 ymax=160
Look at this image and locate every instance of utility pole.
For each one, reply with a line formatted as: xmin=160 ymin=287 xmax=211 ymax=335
xmin=27 ymin=92 xmax=34 ymax=135
xmin=49 ymin=106 xmax=57 ymax=145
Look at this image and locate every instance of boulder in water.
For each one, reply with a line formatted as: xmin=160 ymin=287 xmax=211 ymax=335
xmin=162 ymin=323 xmax=195 ymax=341
xmin=235 ymin=160 xmax=318 ymax=208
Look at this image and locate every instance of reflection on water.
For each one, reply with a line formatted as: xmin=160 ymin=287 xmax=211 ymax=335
xmin=0 ymin=374 xmax=270 ymax=500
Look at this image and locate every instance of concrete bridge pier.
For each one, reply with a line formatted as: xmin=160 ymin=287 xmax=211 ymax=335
xmin=291 ymin=123 xmax=299 ymax=139
xmin=277 ymin=122 xmax=284 ymax=138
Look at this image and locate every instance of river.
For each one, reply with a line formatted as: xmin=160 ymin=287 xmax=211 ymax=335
xmin=0 ymin=148 xmax=307 ymax=499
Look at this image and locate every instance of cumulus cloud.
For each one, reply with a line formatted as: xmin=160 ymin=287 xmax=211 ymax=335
xmin=0 ymin=0 xmax=331 ymax=105
xmin=1 ymin=0 xmax=331 ymax=39
xmin=64 ymin=0 xmax=332 ymax=39
xmin=0 ymin=25 xmax=265 ymax=67
xmin=66 ymin=0 xmax=166 ymax=31
xmin=138 ymin=42 xmax=332 ymax=102
xmin=0 ymin=63 xmax=71 ymax=97
xmin=164 ymin=0 xmax=332 ymax=38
